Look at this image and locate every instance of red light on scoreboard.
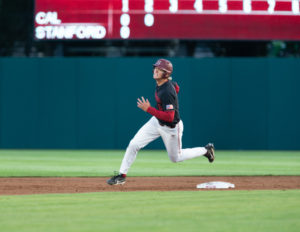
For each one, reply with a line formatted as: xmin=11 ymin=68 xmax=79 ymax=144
xmin=34 ymin=0 xmax=300 ymax=40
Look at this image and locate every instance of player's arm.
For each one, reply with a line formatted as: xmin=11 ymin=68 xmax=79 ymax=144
xmin=147 ymin=107 xmax=175 ymax=122
xmin=137 ymin=97 xmax=175 ymax=122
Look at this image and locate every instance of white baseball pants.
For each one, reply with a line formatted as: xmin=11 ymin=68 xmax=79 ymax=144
xmin=119 ymin=116 xmax=207 ymax=174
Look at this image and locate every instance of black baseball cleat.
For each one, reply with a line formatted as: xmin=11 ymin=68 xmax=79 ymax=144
xmin=204 ymin=143 xmax=215 ymax=163
xmin=107 ymin=173 xmax=126 ymax=185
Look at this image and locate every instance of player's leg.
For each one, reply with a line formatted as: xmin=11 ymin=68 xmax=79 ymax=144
xmin=119 ymin=116 xmax=160 ymax=174
xmin=160 ymin=120 xmax=212 ymax=163
xmin=107 ymin=117 xmax=160 ymax=185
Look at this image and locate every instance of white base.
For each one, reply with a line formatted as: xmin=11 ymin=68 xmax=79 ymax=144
xmin=196 ymin=181 xmax=235 ymax=189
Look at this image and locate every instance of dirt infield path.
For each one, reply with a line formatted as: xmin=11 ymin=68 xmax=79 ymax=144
xmin=0 ymin=176 xmax=300 ymax=195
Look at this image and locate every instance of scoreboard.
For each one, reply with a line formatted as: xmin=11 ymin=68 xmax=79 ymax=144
xmin=34 ymin=0 xmax=300 ymax=40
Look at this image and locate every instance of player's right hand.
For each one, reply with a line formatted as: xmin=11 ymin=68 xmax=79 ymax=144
xmin=137 ymin=97 xmax=151 ymax=112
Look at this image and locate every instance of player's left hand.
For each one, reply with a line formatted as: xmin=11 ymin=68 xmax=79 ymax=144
xmin=137 ymin=97 xmax=151 ymax=112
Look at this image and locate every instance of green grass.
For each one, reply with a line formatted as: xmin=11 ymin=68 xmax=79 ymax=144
xmin=0 ymin=150 xmax=299 ymax=176
xmin=1 ymin=190 xmax=300 ymax=232
xmin=0 ymin=150 xmax=299 ymax=232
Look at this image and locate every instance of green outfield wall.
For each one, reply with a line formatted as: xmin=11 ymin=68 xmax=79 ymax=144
xmin=0 ymin=58 xmax=299 ymax=150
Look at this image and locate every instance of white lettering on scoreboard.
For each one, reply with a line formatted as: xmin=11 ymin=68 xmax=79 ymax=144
xmin=268 ymin=0 xmax=275 ymax=13
xmin=186 ymin=0 xmax=300 ymax=15
xmin=191 ymin=0 xmax=300 ymax=15
xmin=219 ymin=0 xmax=227 ymax=13
xmin=35 ymin=1 xmax=300 ymax=40
xmin=144 ymin=0 xmax=154 ymax=27
xmin=120 ymin=0 xmax=130 ymax=39
xmin=35 ymin=12 xmax=106 ymax=39
xmin=169 ymin=0 xmax=178 ymax=13
xmin=194 ymin=0 xmax=203 ymax=12
xmin=292 ymin=0 xmax=300 ymax=13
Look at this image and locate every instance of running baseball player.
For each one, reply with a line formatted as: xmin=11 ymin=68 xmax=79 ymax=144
xmin=107 ymin=59 xmax=215 ymax=185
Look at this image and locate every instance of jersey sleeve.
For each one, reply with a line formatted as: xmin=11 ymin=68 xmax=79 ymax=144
xmin=147 ymin=107 xmax=175 ymax=122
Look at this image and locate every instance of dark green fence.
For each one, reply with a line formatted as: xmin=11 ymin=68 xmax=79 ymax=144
xmin=0 ymin=58 xmax=299 ymax=150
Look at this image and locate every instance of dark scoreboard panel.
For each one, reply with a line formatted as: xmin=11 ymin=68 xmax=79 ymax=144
xmin=34 ymin=0 xmax=300 ymax=40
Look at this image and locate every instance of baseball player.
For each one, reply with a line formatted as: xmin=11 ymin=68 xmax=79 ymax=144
xmin=107 ymin=59 xmax=215 ymax=185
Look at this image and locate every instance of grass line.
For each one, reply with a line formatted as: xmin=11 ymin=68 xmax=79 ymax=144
xmin=0 ymin=150 xmax=299 ymax=177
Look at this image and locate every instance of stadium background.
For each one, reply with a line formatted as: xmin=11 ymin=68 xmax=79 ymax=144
xmin=1 ymin=1 xmax=300 ymax=232
xmin=1 ymin=0 xmax=299 ymax=150
xmin=0 ymin=58 xmax=299 ymax=150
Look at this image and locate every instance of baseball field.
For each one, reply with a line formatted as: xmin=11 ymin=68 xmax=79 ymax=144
xmin=0 ymin=150 xmax=300 ymax=232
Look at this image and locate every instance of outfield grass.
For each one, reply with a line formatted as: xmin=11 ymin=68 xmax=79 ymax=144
xmin=0 ymin=150 xmax=299 ymax=176
xmin=1 ymin=190 xmax=300 ymax=232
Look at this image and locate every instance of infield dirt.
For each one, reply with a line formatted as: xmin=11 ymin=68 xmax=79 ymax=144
xmin=0 ymin=176 xmax=300 ymax=195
